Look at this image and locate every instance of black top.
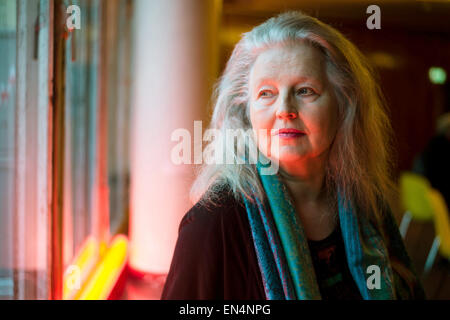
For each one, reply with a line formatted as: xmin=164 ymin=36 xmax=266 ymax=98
xmin=161 ymin=189 xmax=362 ymax=300
xmin=307 ymin=223 xmax=362 ymax=300
xmin=161 ymin=190 xmax=265 ymax=299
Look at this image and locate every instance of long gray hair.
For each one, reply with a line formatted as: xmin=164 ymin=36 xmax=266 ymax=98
xmin=190 ymin=11 xmax=397 ymax=221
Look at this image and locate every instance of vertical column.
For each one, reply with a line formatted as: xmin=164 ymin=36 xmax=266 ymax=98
xmin=14 ymin=0 xmax=53 ymax=299
xmin=51 ymin=0 xmax=66 ymax=300
xmin=37 ymin=0 xmax=52 ymax=299
xmin=93 ymin=0 xmax=110 ymax=254
xmin=130 ymin=0 xmax=220 ymax=274
xmin=14 ymin=0 xmax=28 ymax=300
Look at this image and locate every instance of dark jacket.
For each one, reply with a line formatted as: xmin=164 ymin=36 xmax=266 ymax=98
xmin=161 ymin=190 xmax=266 ymax=299
xmin=161 ymin=188 xmax=425 ymax=300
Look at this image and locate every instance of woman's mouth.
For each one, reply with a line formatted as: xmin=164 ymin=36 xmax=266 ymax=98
xmin=275 ymin=128 xmax=306 ymax=138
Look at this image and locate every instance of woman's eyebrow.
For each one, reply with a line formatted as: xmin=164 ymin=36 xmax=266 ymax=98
xmin=252 ymin=78 xmax=276 ymax=91
xmin=254 ymin=75 xmax=321 ymax=89
xmin=255 ymin=77 xmax=276 ymax=86
xmin=292 ymin=75 xmax=321 ymax=85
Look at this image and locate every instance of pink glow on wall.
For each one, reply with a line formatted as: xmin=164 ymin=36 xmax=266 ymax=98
xmin=129 ymin=0 xmax=218 ymax=274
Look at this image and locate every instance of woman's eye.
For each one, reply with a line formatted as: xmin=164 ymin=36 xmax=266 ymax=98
xmin=296 ymin=87 xmax=315 ymax=96
xmin=258 ymin=90 xmax=273 ymax=98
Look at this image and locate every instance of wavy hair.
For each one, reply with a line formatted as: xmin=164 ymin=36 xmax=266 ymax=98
xmin=190 ymin=11 xmax=398 ymax=222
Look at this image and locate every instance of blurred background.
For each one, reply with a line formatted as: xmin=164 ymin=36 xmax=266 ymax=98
xmin=0 ymin=0 xmax=449 ymax=300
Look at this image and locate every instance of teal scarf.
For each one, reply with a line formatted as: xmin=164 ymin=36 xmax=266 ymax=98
xmin=242 ymin=162 xmax=425 ymax=300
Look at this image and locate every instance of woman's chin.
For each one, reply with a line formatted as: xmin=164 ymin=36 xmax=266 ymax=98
xmin=274 ymin=151 xmax=307 ymax=163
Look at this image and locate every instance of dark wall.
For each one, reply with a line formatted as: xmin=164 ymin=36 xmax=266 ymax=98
xmin=219 ymin=1 xmax=450 ymax=176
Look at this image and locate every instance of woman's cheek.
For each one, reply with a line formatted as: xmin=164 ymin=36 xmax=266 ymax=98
xmin=307 ymin=101 xmax=338 ymax=152
xmin=250 ymin=105 xmax=274 ymax=131
xmin=250 ymin=105 xmax=275 ymax=158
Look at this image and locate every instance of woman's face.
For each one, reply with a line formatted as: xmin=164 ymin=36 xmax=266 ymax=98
xmin=248 ymin=42 xmax=339 ymax=166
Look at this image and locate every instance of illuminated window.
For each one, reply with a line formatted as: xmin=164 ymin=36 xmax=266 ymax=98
xmin=0 ymin=0 xmax=133 ymax=300
xmin=0 ymin=0 xmax=52 ymax=299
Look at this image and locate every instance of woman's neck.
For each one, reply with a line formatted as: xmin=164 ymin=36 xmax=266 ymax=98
xmin=278 ymin=155 xmax=337 ymax=241
xmin=278 ymin=155 xmax=327 ymax=204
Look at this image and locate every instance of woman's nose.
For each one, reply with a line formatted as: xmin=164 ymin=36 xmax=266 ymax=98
xmin=277 ymin=110 xmax=297 ymax=120
xmin=276 ymin=94 xmax=298 ymax=120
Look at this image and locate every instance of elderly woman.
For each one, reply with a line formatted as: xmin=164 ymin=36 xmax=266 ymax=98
xmin=161 ymin=11 xmax=425 ymax=300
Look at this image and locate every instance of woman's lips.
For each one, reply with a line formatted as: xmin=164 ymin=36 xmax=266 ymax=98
xmin=273 ymin=128 xmax=306 ymax=138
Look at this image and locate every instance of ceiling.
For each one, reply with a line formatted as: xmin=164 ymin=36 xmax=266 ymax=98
xmin=221 ymin=0 xmax=450 ymax=35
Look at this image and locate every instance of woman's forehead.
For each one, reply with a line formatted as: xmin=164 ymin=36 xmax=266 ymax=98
xmin=249 ymin=43 xmax=326 ymax=86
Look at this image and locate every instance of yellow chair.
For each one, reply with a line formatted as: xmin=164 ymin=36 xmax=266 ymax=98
xmin=423 ymin=188 xmax=450 ymax=274
xmin=399 ymin=172 xmax=435 ymax=238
